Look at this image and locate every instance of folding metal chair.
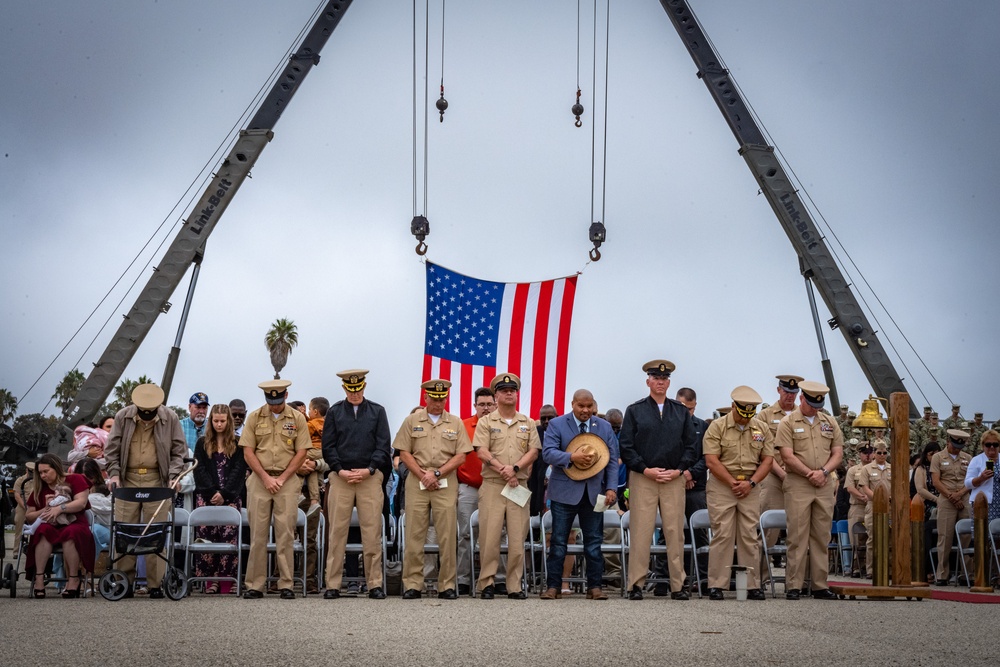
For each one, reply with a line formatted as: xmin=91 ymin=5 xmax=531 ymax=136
xmin=758 ymin=509 xmax=787 ymax=597
xmin=989 ymin=518 xmax=1000 ymax=585
xmin=540 ymin=511 xmax=586 ymax=592
xmin=955 ymin=518 xmax=975 ymax=587
xmin=397 ymin=512 xmax=442 ymax=594
xmin=185 ymin=505 xmax=242 ymax=595
xmin=266 ymin=508 xmax=308 ymax=595
xmin=621 ymin=509 xmax=692 ymax=593
xmin=338 ymin=507 xmax=387 ymax=592
xmin=851 ymin=522 xmax=868 ymax=579
xmin=688 ymin=508 xmax=711 ymax=598
xmin=468 ymin=508 xmax=533 ymax=597
xmin=600 ymin=510 xmax=626 ymax=597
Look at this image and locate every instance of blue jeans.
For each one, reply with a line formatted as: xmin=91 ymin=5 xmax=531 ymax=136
xmin=547 ymin=497 xmax=604 ymax=590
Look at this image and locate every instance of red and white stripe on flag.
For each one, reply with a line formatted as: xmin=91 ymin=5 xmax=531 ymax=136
xmin=421 ymin=262 xmax=578 ymax=419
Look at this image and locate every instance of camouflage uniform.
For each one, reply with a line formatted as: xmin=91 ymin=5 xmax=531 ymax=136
xmin=941 ymin=406 xmax=963 ymax=432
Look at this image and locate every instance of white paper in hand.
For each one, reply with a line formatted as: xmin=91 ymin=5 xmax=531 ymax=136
xmin=501 ymin=483 xmax=531 ymax=507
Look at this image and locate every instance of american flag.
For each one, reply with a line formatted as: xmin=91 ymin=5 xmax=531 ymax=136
xmin=422 ymin=261 xmax=579 ymax=419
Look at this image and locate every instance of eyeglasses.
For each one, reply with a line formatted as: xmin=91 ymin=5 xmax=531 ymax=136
xmin=475 ymin=403 xmax=495 ymax=409
xmin=984 ymin=443 xmax=999 ymax=449
xmin=874 ymin=451 xmax=888 ymax=455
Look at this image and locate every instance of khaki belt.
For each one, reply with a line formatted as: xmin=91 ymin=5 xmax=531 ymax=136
xmin=126 ymin=467 xmax=159 ymax=474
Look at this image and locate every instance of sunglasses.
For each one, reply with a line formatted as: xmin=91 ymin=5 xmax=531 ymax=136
xmin=984 ymin=443 xmax=999 ymax=449
xmin=874 ymin=451 xmax=888 ymax=455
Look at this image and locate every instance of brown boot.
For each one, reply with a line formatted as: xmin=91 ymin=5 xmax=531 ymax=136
xmin=586 ymin=587 xmax=608 ymax=600
xmin=539 ymin=587 xmax=562 ymax=600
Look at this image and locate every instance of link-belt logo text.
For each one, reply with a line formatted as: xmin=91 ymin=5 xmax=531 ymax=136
xmin=190 ymin=178 xmax=233 ymax=235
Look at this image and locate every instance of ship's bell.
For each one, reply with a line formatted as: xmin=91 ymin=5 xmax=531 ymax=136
xmin=853 ymin=395 xmax=888 ymax=428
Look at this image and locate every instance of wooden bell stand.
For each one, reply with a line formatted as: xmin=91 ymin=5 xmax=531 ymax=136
xmin=830 ymin=392 xmax=931 ymax=600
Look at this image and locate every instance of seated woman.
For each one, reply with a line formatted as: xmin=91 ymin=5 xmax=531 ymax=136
xmin=24 ymin=454 xmax=94 ymax=598
xmin=193 ymin=404 xmax=247 ymax=594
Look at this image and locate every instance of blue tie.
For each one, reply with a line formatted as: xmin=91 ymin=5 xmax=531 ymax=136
xmin=580 ymin=421 xmax=587 ymax=435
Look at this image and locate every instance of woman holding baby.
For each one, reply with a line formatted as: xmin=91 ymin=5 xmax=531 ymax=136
xmin=24 ymin=453 xmax=94 ymax=598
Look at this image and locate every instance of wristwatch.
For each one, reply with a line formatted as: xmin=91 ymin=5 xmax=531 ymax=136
xmin=820 ymin=467 xmax=830 ymax=476
xmin=368 ymin=466 xmax=376 ymax=477
xmin=512 ymin=465 xmax=520 ymax=473
xmin=434 ymin=469 xmax=441 ymax=478
xmin=749 ymin=480 xmax=757 ymax=488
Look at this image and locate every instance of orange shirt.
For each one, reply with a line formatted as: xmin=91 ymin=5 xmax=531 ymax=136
xmin=456 ymin=415 xmax=484 ymax=487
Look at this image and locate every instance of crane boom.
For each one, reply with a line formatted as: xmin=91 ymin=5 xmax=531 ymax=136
xmin=62 ymin=0 xmax=354 ymax=428
xmin=658 ymin=0 xmax=917 ymax=417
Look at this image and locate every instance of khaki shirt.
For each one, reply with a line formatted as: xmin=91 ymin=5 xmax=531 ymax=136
xmin=844 ymin=463 xmax=867 ymax=506
xmin=757 ymin=403 xmax=792 ymax=468
xmin=393 ymin=409 xmax=472 ymax=470
xmin=702 ymin=413 xmax=774 ymax=478
xmin=930 ymin=449 xmax=971 ymax=494
xmin=126 ymin=419 xmax=158 ymax=469
xmin=775 ymin=408 xmax=844 ymax=473
xmin=857 ymin=461 xmax=892 ymax=498
xmin=473 ymin=410 xmax=541 ymax=482
xmin=240 ymin=404 xmax=311 ymax=472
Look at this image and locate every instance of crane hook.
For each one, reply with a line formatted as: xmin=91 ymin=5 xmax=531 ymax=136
xmin=572 ymin=88 xmax=584 ymax=128
xmin=416 ymin=240 xmax=428 ymax=256
xmin=589 ymin=246 xmax=601 ymax=262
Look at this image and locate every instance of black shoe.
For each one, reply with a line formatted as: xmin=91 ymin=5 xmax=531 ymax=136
xmin=507 ymin=590 xmax=527 ymax=599
xmin=494 ymin=583 xmax=508 ymax=595
xmin=628 ymin=586 xmax=644 ymax=600
xmin=243 ymin=589 xmax=264 ymax=599
xmin=785 ymin=589 xmax=800 ymax=600
xmin=747 ymin=588 xmax=767 ymax=601
xmin=670 ymin=589 xmax=690 ymax=601
xmin=851 ymin=571 xmax=861 ymax=578
xmin=708 ymin=588 xmax=724 ymax=600
xmin=438 ymin=588 xmax=457 ymax=600
xmin=402 ymin=589 xmax=422 ymax=599
xmin=935 ymin=579 xmax=950 ymax=586
xmin=148 ymin=588 xmax=164 ymax=599
xmin=323 ymin=589 xmax=340 ymax=599
xmin=458 ymin=583 xmax=471 ymax=596
xmin=479 ymin=585 xmax=495 ymax=600
xmin=653 ymin=583 xmax=670 ymax=597
xmin=368 ymin=587 xmax=386 ymax=600
xmin=280 ymin=588 xmax=295 ymax=600
xmin=811 ymin=588 xmax=837 ymax=600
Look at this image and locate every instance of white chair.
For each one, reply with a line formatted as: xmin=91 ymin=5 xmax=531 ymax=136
xmin=185 ymin=505 xmax=242 ymax=595
xmin=600 ymin=510 xmax=627 ymax=597
xmin=758 ymin=510 xmax=787 ymax=597
xmin=954 ymin=518 xmax=975 ymax=587
xmin=688 ymin=508 xmax=712 ymax=598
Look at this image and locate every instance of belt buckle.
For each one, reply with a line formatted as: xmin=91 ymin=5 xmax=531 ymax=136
xmin=137 ymin=468 xmax=148 ymax=475
xmin=736 ymin=475 xmax=747 ymax=481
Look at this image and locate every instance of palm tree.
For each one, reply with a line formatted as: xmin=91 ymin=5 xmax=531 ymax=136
xmin=265 ymin=318 xmax=298 ymax=379
xmin=52 ymin=369 xmax=85 ymax=413
xmin=0 ymin=388 xmax=17 ymax=424
xmin=106 ymin=374 xmax=154 ymax=413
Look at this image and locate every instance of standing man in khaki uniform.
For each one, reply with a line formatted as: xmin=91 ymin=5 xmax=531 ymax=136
xmin=702 ymin=386 xmax=773 ymax=601
xmin=105 ymin=383 xmax=187 ymax=599
xmin=857 ymin=442 xmax=892 ymax=575
xmin=322 ymin=369 xmax=392 ymax=600
xmin=775 ymin=380 xmax=843 ymax=600
xmin=843 ymin=443 xmax=874 ymax=577
xmin=241 ymin=379 xmax=310 ymax=599
xmin=756 ymin=375 xmax=802 ymax=574
xmin=394 ymin=379 xmax=472 ymax=599
xmin=930 ymin=428 xmax=973 ymax=585
xmin=473 ymin=373 xmax=541 ymax=599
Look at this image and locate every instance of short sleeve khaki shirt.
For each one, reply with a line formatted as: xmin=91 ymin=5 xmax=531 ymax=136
xmin=702 ymin=414 xmax=774 ymax=478
xmin=393 ymin=409 xmax=473 ymax=469
xmin=473 ymin=411 xmax=541 ymax=482
xmin=239 ymin=404 xmax=311 ymax=472
xmin=775 ymin=408 xmax=844 ymax=472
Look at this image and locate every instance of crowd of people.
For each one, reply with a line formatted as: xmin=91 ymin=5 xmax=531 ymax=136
xmin=9 ymin=361 xmax=999 ymax=601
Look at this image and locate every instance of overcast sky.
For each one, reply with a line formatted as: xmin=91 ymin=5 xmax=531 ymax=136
xmin=2 ymin=0 xmax=998 ymax=426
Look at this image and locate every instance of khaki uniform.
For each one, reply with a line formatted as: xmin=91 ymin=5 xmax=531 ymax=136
xmin=393 ymin=409 xmax=473 ymax=592
xmin=325 ymin=471 xmax=384 ymax=590
xmin=857 ymin=461 xmax=892 ymax=571
xmin=472 ymin=410 xmax=541 ymax=592
xmin=757 ymin=403 xmax=790 ymax=556
xmin=843 ymin=463 xmax=868 ymax=573
xmin=777 ymin=409 xmax=844 ymax=591
xmin=703 ymin=415 xmax=774 ymax=589
xmin=240 ymin=405 xmax=311 ymax=592
xmin=930 ymin=449 xmax=972 ymax=581
xmin=105 ymin=405 xmax=187 ymax=588
xmin=12 ymin=473 xmax=34 ymax=566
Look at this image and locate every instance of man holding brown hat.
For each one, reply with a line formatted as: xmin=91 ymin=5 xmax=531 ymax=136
xmin=540 ymin=389 xmax=619 ymax=600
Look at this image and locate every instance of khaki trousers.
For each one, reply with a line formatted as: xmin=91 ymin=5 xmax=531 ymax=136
xmin=476 ymin=479 xmax=529 ymax=591
xmin=706 ymin=475 xmax=762 ymax=589
xmin=402 ymin=472 xmax=459 ymax=592
xmin=935 ymin=497 xmax=970 ymax=581
xmin=245 ymin=472 xmax=300 ymax=592
xmin=116 ymin=470 xmax=169 ymax=588
xmin=783 ymin=474 xmax=834 ymax=590
xmin=627 ymin=473 xmax=686 ymax=593
xmin=325 ymin=471 xmax=384 ymax=590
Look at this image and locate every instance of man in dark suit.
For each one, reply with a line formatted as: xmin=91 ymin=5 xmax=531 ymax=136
xmin=540 ymin=389 xmax=619 ymax=600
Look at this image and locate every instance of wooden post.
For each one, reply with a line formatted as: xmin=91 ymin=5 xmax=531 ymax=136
xmin=971 ymin=494 xmax=992 ymax=593
xmin=890 ymin=392 xmax=911 ymax=588
xmin=910 ymin=495 xmax=928 ymax=586
xmin=873 ymin=485 xmax=890 ymax=586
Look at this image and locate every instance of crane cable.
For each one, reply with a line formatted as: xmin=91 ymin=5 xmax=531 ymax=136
xmin=411 ymin=0 xmax=432 ymax=255
xmin=587 ymin=0 xmax=610 ymax=262
xmin=19 ymin=1 xmax=323 ymax=409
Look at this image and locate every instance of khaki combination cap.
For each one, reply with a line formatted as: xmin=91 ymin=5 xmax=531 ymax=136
xmin=132 ymin=383 xmax=165 ymax=411
xmin=421 ymin=379 xmax=451 ymax=399
xmin=258 ymin=379 xmax=291 ymax=405
xmin=946 ymin=428 xmax=971 ymax=441
xmin=643 ymin=360 xmax=675 ymax=377
xmin=776 ymin=375 xmax=804 ymax=393
xmin=731 ymin=386 xmax=763 ymax=406
xmin=490 ymin=373 xmax=521 ymax=392
xmin=337 ymin=369 xmax=368 ymax=393
xmin=798 ymin=381 xmax=830 ymax=408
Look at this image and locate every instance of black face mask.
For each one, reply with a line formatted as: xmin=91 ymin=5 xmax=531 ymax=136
xmin=949 ymin=438 xmax=966 ymax=450
xmin=137 ymin=407 xmax=158 ymax=422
